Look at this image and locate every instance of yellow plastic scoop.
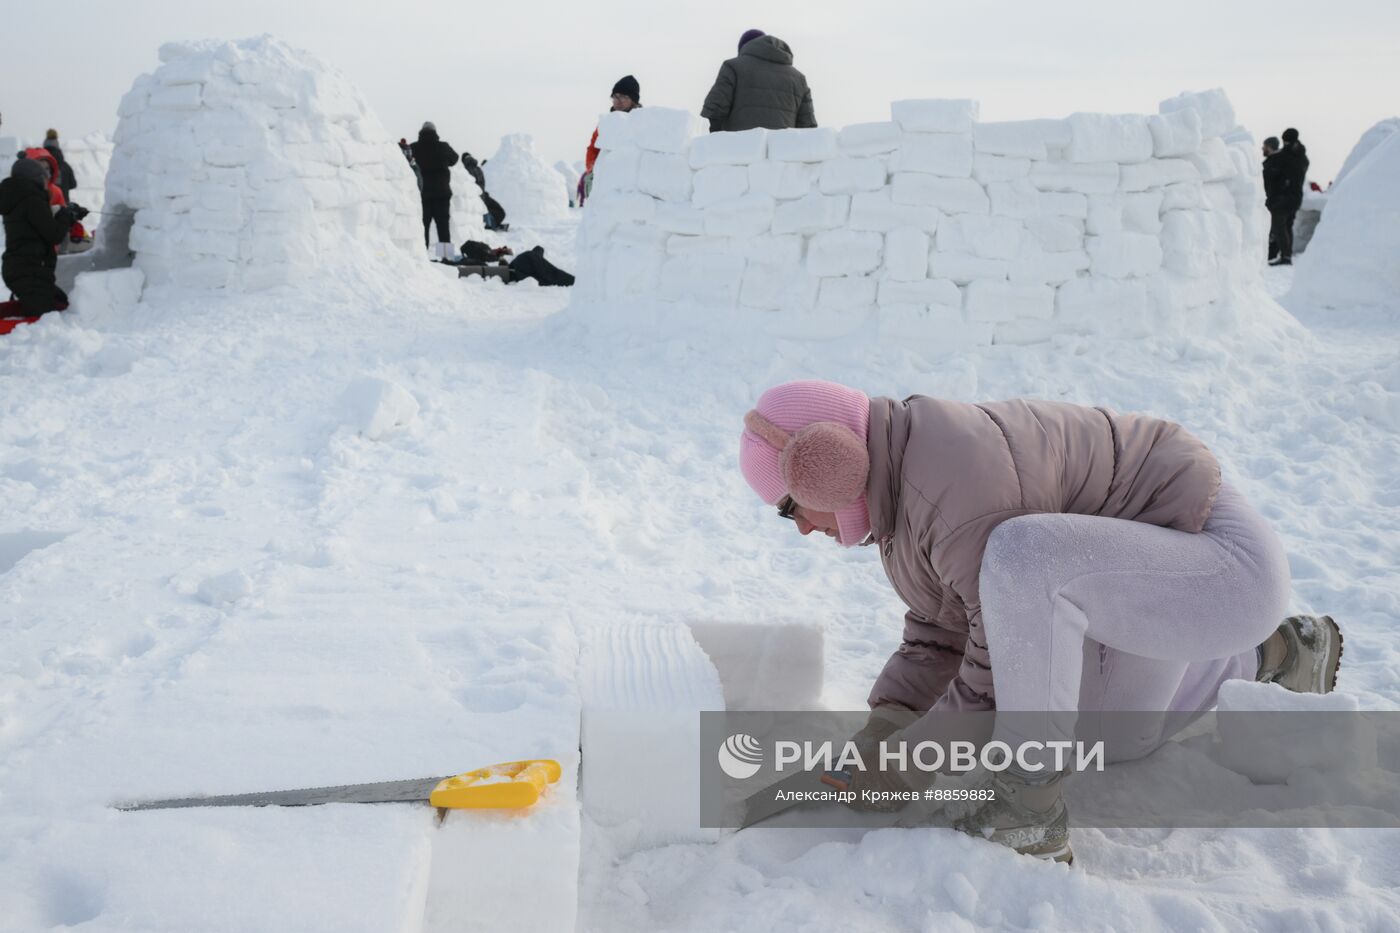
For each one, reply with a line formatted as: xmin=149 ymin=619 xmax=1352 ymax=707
xmin=429 ymin=759 xmax=562 ymax=809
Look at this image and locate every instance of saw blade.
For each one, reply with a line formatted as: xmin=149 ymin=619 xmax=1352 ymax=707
xmin=738 ymin=770 xmax=833 ymax=829
xmin=117 ymin=775 xmax=453 ymax=811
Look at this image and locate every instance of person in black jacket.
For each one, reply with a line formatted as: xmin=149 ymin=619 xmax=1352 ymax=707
xmin=1261 ymin=137 xmax=1285 ymax=262
xmin=1266 ymin=128 xmax=1310 ymax=265
xmin=43 ymin=129 xmax=77 ymax=205
xmin=1 ymin=158 xmax=76 ymax=314
xmin=409 ymin=121 xmax=459 ymax=253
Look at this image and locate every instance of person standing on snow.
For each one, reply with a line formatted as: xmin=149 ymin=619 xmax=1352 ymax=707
xmin=700 ymin=30 xmax=815 ymax=132
xmin=410 ymin=121 xmax=459 ymax=255
xmin=43 ymin=129 xmax=77 ymax=205
xmin=1267 ymin=127 xmax=1310 ymax=266
xmin=739 ymin=380 xmax=1342 ymax=864
xmin=1 ymin=158 xmax=76 ymax=314
xmin=1261 ymin=136 xmax=1286 ymax=261
xmin=579 ymin=75 xmax=641 ymax=207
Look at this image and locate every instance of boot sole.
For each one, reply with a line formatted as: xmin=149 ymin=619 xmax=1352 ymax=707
xmin=1316 ymin=614 xmax=1343 ymax=693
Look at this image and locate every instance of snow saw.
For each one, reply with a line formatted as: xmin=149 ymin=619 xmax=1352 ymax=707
xmin=116 ymin=759 xmax=562 ymax=812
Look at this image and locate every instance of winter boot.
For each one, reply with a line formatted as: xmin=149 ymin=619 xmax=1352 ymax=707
xmin=1256 ymin=614 xmax=1343 ymax=694
xmin=946 ymin=768 xmax=1073 ymax=864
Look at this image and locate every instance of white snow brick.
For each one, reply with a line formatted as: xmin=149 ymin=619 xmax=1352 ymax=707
xmin=892 ymin=174 xmax=989 ymax=213
xmin=688 ymin=128 xmax=767 ymax=168
xmin=1056 ymin=276 xmax=1149 ymax=323
xmin=884 ymin=228 xmax=930 ymax=280
xmin=692 ymin=165 xmax=748 ymax=208
xmin=604 ymin=245 xmax=665 ymax=299
xmin=1065 ymin=113 xmax=1154 ymax=164
xmin=590 ymin=191 xmax=656 ymax=229
xmin=653 ymin=201 xmax=705 ymax=234
xmin=772 ymin=193 xmax=849 ymax=235
xmin=703 ymin=194 xmax=775 ymax=237
xmin=630 ymin=107 xmax=699 ymax=153
xmin=878 ymin=277 xmax=961 ymax=309
xmin=806 ymin=230 xmax=883 ymax=276
xmin=730 ymin=235 xmax=803 ymax=267
xmin=768 ymin=127 xmax=840 ymax=162
xmin=1024 ymin=216 xmax=1084 ymax=252
xmin=1085 ymin=195 xmax=1124 ymax=236
xmin=659 ymin=253 xmax=746 ymax=305
xmin=879 ymin=303 xmax=984 ymax=343
xmin=595 ymin=110 xmax=637 ymax=151
xmin=818 ymin=157 xmax=887 ymax=194
xmin=157 ymin=57 xmax=218 ymax=86
xmin=1039 ymin=192 xmax=1089 ymax=218
xmin=848 ymin=189 xmax=939 ymax=232
xmin=1085 ymin=232 xmax=1163 ymax=278
xmin=1119 ymin=158 xmax=1200 ymax=192
xmin=1188 ymin=138 xmax=1237 ymax=182
xmin=740 ymin=262 xmax=797 ymax=309
xmin=1030 ymin=162 xmax=1119 ymax=194
xmin=1146 ymin=108 xmax=1203 ymax=158
xmin=937 ymin=214 xmax=1024 ymax=260
xmin=1123 ymin=191 xmax=1164 ymax=234
xmin=894 ymin=133 xmax=974 ymax=177
xmin=1159 ymin=88 xmax=1237 ymax=139
xmin=973 ymin=119 xmax=1071 ymax=159
xmin=817 ymin=275 xmax=878 ymax=311
xmin=891 ymin=99 xmax=979 ymax=133
xmin=667 ymin=234 xmax=730 ymax=256
xmin=748 ymin=161 xmax=819 ymax=199
xmin=592 ymin=147 xmax=642 ymax=193
xmin=927 ymin=251 xmax=1010 ymax=283
xmin=1008 ymin=245 xmax=1090 ymax=286
xmin=838 ymin=121 xmax=903 ymax=155
xmin=637 ymin=151 xmax=692 ymax=202
xmin=988 ymin=179 xmax=1041 ymax=218
xmin=994 ymin=319 xmax=1065 ymax=345
xmin=973 ymin=154 xmax=1032 ymax=184
xmin=1161 ymin=181 xmax=1206 ymax=210
xmin=964 ymin=280 xmax=1054 ymax=322
xmin=148 ymin=84 xmax=203 ymax=110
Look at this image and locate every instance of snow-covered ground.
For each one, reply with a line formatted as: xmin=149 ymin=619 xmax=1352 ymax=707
xmin=4 ymin=197 xmax=1400 ymax=931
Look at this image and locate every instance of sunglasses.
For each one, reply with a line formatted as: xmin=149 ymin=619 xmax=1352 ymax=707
xmin=776 ymin=495 xmax=799 ymax=521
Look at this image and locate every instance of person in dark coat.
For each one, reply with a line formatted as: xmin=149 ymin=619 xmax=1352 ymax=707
xmin=1266 ymin=128 xmax=1310 ymax=265
xmin=701 ymin=31 xmax=816 ymax=133
xmin=1 ymin=158 xmax=76 ymax=314
xmin=457 ymin=240 xmax=574 ymax=287
xmin=43 ymin=129 xmax=77 ymax=205
xmin=409 ymin=121 xmax=459 ymax=252
xmin=1261 ymin=137 xmax=1285 ymax=261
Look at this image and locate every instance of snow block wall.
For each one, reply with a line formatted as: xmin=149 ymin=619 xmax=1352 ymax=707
xmin=106 ymin=36 xmax=420 ymax=291
xmin=574 ymin=90 xmax=1266 ymax=344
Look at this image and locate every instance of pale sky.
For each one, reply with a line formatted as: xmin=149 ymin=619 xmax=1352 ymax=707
xmin=3 ymin=0 xmax=1397 ymax=182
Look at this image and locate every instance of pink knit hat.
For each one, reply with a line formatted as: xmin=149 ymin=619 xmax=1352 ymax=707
xmin=739 ymin=380 xmax=872 ymax=546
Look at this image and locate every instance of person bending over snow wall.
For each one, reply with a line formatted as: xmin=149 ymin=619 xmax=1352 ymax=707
xmin=410 ymin=121 xmax=459 ymax=255
xmin=739 ymin=380 xmax=1343 ymax=865
xmin=1 ymin=158 xmax=76 ymax=314
xmin=701 ymin=29 xmax=815 ymax=132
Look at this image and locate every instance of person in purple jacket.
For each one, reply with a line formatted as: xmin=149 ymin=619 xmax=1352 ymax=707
xmin=739 ymin=379 xmax=1342 ymax=863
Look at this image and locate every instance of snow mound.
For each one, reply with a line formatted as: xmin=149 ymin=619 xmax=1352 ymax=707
xmin=484 ymin=134 xmax=569 ymax=227
xmin=105 ymin=35 xmax=419 ymax=291
xmin=1290 ymin=131 xmax=1400 ymax=312
xmin=1334 ymin=118 xmax=1400 ymax=188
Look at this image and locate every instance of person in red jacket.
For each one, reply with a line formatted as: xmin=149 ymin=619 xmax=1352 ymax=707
xmin=579 ymin=75 xmax=640 ymax=206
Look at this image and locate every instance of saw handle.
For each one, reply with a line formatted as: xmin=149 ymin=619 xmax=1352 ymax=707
xmin=820 ymin=769 xmax=853 ymax=792
xmin=429 ymin=759 xmax=562 ymax=809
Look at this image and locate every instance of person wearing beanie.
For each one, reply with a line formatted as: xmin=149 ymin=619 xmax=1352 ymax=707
xmin=740 ymin=381 xmax=1337 ymax=863
xmin=41 ymin=129 xmax=77 ymax=205
xmin=579 ymin=75 xmax=643 ymax=207
xmin=1 ymin=157 xmax=76 ymax=314
xmin=1268 ymin=127 xmax=1310 ymax=265
xmin=409 ymin=121 xmax=460 ymax=255
xmin=701 ymin=32 xmax=815 ymax=133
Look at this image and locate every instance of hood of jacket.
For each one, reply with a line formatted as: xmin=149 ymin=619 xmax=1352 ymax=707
xmin=0 ymin=176 xmax=45 ymax=215
xmin=417 ymin=127 xmax=440 ymax=145
xmin=740 ymin=34 xmax=794 ymax=65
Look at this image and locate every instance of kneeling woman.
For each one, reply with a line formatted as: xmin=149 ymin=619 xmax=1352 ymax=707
xmin=739 ymin=380 xmax=1341 ymax=863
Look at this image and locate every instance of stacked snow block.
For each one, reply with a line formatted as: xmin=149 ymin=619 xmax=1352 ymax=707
xmin=575 ymin=89 xmax=1264 ymax=344
xmin=105 ymin=36 xmax=420 ymax=291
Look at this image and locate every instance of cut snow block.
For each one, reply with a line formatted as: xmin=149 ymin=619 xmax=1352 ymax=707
xmin=848 ymin=189 xmax=940 ymax=233
xmin=1007 ymin=245 xmax=1090 ymax=286
xmin=339 ymin=376 xmax=419 ymax=440
xmin=687 ymin=622 xmax=825 ymax=710
xmin=148 ymin=84 xmax=203 ymax=110
xmin=1040 ymin=192 xmax=1089 ymax=218
xmin=692 ymin=164 xmax=749 ymax=208
xmin=596 ymin=110 xmax=637 ymax=151
xmin=637 ymin=151 xmax=692 ymax=202
xmin=749 ymin=161 xmax=819 ymax=199
xmin=1030 ymin=162 xmax=1119 ymax=194
xmin=1159 ymin=88 xmax=1237 ymax=139
xmin=71 ymin=268 xmax=145 ymax=318
xmin=767 ymin=127 xmax=840 ymax=162
xmin=880 ymin=304 xmax=991 ymax=346
xmin=964 ymin=280 xmax=1054 ymax=322
xmin=1086 ymin=195 xmax=1124 ymax=236
xmin=937 ymin=214 xmax=1024 ymax=260
xmin=578 ymin=623 xmax=724 ymax=850
xmin=1161 ymin=181 xmax=1206 ymax=211
xmin=653 ymin=201 xmax=705 ymax=235
xmin=667 ymin=234 xmax=731 ymax=256
xmin=593 ymin=147 xmax=642 ymax=194
xmin=739 ymin=262 xmax=794 ymax=310
xmin=772 ymin=192 xmax=849 ymax=235
xmin=688 ymin=128 xmax=767 ymax=168
xmin=987 ymin=179 xmax=1041 ymax=218
xmin=1119 ymin=158 xmax=1200 ymax=192
xmin=994 ymin=318 xmax=1064 ymax=346
xmin=703 ymin=194 xmax=775 ymax=237
xmin=891 ymin=98 xmax=979 ymax=133
xmin=1123 ymin=191 xmax=1164 ymax=234
xmin=630 ymin=106 xmax=699 ymax=153
xmin=895 ymin=132 xmax=974 ymax=177
xmin=729 ymin=234 xmax=803 ymax=267
xmin=838 ymin=121 xmax=903 ymax=155
xmin=806 ymin=230 xmax=883 ymax=276
xmin=589 ymin=191 xmax=656 ymax=229
xmin=612 ymin=224 xmax=671 ymax=252
xmin=927 ymin=251 xmax=1010 ymax=284
xmin=878 ymin=277 xmax=961 ymax=309
xmin=1147 ymin=108 xmax=1203 ymax=158
xmin=973 ymin=153 xmax=1033 ymax=184
xmin=972 ymin=119 xmax=1071 ymax=159
xmin=817 ymin=275 xmax=878 ymax=311
xmin=1215 ymin=680 xmax=1374 ymax=784
xmin=1065 ymin=113 xmax=1154 ymax=164
xmin=1056 ymin=276 xmax=1149 ymax=324
xmin=659 ymin=253 xmax=746 ymax=306
xmin=892 ymin=174 xmax=989 ymax=213
xmin=1024 ymin=216 xmax=1084 ymax=252
xmin=1085 ymin=232 xmax=1163 ymax=278
xmin=818 ymin=157 xmax=887 ymax=194
xmin=1187 ymin=137 xmax=1237 ymax=183
xmin=884 ymin=228 xmax=930 ymax=281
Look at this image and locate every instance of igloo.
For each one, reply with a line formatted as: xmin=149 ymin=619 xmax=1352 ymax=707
xmin=106 ymin=36 xmax=420 ymax=291
xmin=483 ymin=134 xmax=570 ymax=227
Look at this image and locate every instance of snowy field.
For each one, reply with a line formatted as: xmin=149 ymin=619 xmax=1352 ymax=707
xmin=4 ymin=203 xmax=1400 ymax=930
